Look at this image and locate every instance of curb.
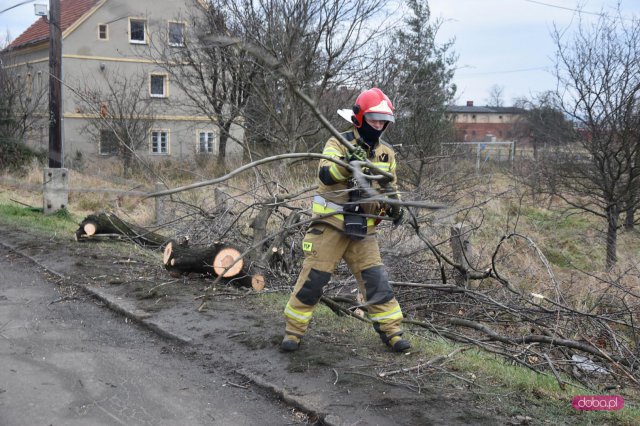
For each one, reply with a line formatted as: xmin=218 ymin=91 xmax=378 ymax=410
xmin=236 ymin=368 xmax=341 ymax=426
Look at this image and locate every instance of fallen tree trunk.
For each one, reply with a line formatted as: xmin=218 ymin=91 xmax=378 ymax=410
xmin=75 ymin=212 xmax=168 ymax=248
xmin=163 ymin=241 xmax=264 ymax=291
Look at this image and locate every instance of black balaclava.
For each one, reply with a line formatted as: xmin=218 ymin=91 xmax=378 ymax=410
xmin=358 ymin=119 xmax=384 ymax=150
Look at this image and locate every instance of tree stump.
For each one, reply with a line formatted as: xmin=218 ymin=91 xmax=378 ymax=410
xmin=450 ymin=223 xmax=473 ymax=287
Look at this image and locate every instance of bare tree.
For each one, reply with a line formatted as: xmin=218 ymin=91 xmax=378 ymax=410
xmin=376 ymin=0 xmax=457 ymax=189
xmin=71 ymin=68 xmax=156 ymax=178
xmin=513 ymin=92 xmax=576 ymax=161
xmin=151 ymin=1 xmax=257 ymax=166
xmin=543 ymin=10 xmax=640 ymax=268
xmin=219 ymin=0 xmax=390 ymax=155
xmin=485 ymin=84 xmax=505 ymax=107
xmin=0 ymin=48 xmax=48 ymax=173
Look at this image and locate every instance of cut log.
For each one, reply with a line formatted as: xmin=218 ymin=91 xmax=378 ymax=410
xmin=213 ymin=247 xmax=244 ymax=277
xmin=84 ymin=222 xmax=97 ymax=236
xmin=75 ymin=212 xmax=168 ymax=248
xmin=251 ymin=275 xmax=265 ymax=292
xmin=163 ymin=241 xmax=263 ymax=289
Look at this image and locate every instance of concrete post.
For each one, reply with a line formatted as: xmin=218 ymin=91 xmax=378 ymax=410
xmin=43 ymin=168 xmax=68 ymax=214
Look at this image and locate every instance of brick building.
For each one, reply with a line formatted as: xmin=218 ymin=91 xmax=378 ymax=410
xmin=446 ymin=101 xmax=525 ymax=142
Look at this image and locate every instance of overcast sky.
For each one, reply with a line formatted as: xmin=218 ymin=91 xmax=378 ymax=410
xmin=2 ymin=0 xmax=639 ymax=106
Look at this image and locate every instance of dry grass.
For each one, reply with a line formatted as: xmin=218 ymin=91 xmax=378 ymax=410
xmin=2 ymin=160 xmax=639 ymax=288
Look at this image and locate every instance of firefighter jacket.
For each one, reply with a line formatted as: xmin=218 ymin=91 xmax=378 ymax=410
xmin=313 ymin=126 xmax=399 ymax=234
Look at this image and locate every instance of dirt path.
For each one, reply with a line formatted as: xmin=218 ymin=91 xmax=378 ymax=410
xmin=0 ymin=223 xmax=505 ymax=425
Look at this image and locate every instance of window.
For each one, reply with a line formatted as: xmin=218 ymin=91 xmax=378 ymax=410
xmin=151 ymin=130 xmax=169 ymax=154
xmin=169 ymin=22 xmax=185 ymax=46
xmin=98 ymin=24 xmax=108 ymax=40
xmin=198 ymin=131 xmax=215 ymax=153
xmin=99 ymin=130 xmax=119 ymax=155
xmin=129 ymin=18 xmax=147 ymax=44
xmin=150 ymin=74 xmax=167 ymax=97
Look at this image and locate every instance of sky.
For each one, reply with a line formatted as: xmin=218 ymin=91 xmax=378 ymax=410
xmin=1 ymin=0 xmax=639 ymax=106
xmin=427 ymin=0 xmax=640 ymax=105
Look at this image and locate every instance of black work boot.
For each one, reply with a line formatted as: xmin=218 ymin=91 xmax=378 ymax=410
xmin=388 ymin=336 xmax=411 ymax=353
xmin=280 ymin=335 xmax=300 ymax=352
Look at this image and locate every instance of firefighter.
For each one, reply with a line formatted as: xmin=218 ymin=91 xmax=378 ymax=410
xmin=281 ymin=87 xmax=410 ymax=353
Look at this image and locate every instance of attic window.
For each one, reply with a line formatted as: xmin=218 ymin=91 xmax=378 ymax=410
xmin=129 ymin=19 xmax=147 ymax=44
xmin=168 ymin=22 xmax=185 ymax=47
xmin=98 ymin=24 xmax=108 ymax=40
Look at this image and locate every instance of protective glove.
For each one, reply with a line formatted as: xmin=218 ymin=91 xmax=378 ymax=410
xmin=388 ymin=205 xmax=405 ymax=226
xmin=347 ymin=145 xmax=367 ymax=163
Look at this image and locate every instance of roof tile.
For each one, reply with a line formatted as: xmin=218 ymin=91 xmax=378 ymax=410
xmin=7 ymin=0 xmax=100 ymax=50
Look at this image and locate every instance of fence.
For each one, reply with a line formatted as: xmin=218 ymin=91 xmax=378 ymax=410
xmin=441 ymin=141 xmax=516 ymax=172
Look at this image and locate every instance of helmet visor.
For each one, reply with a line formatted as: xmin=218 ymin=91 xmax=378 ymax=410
xmin=365 ymin=112 xmax=395 ymax=123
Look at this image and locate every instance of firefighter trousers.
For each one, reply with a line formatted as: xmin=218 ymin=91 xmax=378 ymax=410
xmin=284 ymin=223 xmax=404 ymax=344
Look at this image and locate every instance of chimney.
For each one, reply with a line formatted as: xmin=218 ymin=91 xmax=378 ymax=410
xmin=466 ymin=100 xmax=474 ymax=107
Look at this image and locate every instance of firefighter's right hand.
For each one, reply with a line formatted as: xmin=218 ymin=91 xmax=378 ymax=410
xmin=347 ymin=146 xmax=367 ymax=163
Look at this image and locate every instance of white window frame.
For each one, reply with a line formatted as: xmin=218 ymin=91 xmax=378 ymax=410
xmin=168 ymin=21 xmax=186 ymax=47
xmin=129 ymin=18 xmax=147 ymax=44
xmin=197 ymin=130 xmax=216 ymax=153
xmin=149 ymin=73 xmax=168 ymax=98
xmin=98 ymin=23 xmax=109 ymax=40
xmin=151 ymin=130 xmax=170 ymax=155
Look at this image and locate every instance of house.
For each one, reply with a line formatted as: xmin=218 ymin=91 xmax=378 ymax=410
xmin=446 ymin=101 xmax=526 ymax=142
xmin=3 ymin=0 xmax=243 ymax=165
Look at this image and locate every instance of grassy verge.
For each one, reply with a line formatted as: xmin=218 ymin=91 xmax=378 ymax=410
xmin=254 ymin=292 xmax=639 ymax=425
xmin=0 ymin=203 xmax=80 ymax=237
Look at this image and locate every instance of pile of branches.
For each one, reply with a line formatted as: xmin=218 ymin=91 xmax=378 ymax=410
xmin=325 ymin=227 xmax=640 ymax=393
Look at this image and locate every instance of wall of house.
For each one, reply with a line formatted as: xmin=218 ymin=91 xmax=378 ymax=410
xmin=454 ymin=123 xmax=518 ymax=142
xmin=64 ymin=116 xmax=244 ymax=162
xmin=453 ymin=112 xmax=520 ymax=124
xmin=8 ymin=0 xmax=244 ymax=164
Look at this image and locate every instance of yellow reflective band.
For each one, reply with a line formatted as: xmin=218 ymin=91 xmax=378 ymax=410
xmin=322 ymin=148 xmax=342 ymax=157
xmin=312 ymin=202 xmax=344 ymax=220
xmin=390 ymin=160 xmax=396 ymax=171
xmin=284 ymin=303 xmax=312 ymax=323
xmin=302 ymin=241 xmax=313 ymax=252
xmin=371 ymin=162 xmax=390 ymax=171
xmin=368 ymin=307 xmax=403 ymax=323
xmin=312 ymin=202 xmax=376 ymax=227
xmin=329 ymin=163 xmax=347 ymax=181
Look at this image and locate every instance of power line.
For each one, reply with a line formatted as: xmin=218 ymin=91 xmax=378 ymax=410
xmin=458 ymin=66 xmax=548 ymax=76
xmin=523 ymin=0 xmax=605 ymax=16
xmin=524 ymin=0 xmax=637 ymax=23
xmin=0 ymin=1 xmax=34 ymax=15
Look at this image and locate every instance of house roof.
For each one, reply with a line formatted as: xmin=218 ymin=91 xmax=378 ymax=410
xmin=446 ymin=105 xmax=525 ymax=114
xmin=6 ymin=0 xmax=100 ymax=51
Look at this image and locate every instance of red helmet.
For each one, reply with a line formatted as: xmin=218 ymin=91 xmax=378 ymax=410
xmin=351 ymin=88 xmax=395 ymax=128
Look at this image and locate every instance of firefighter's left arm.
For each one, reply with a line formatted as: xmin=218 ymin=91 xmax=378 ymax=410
xmin=384 ymin=151 xmax=404 ymax=224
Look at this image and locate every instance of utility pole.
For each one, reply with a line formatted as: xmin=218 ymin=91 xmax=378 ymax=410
xmin=43 ymin=0 xmax=68 ymax=214
xmin=48 ymin=0 xmax=62 ymax=167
